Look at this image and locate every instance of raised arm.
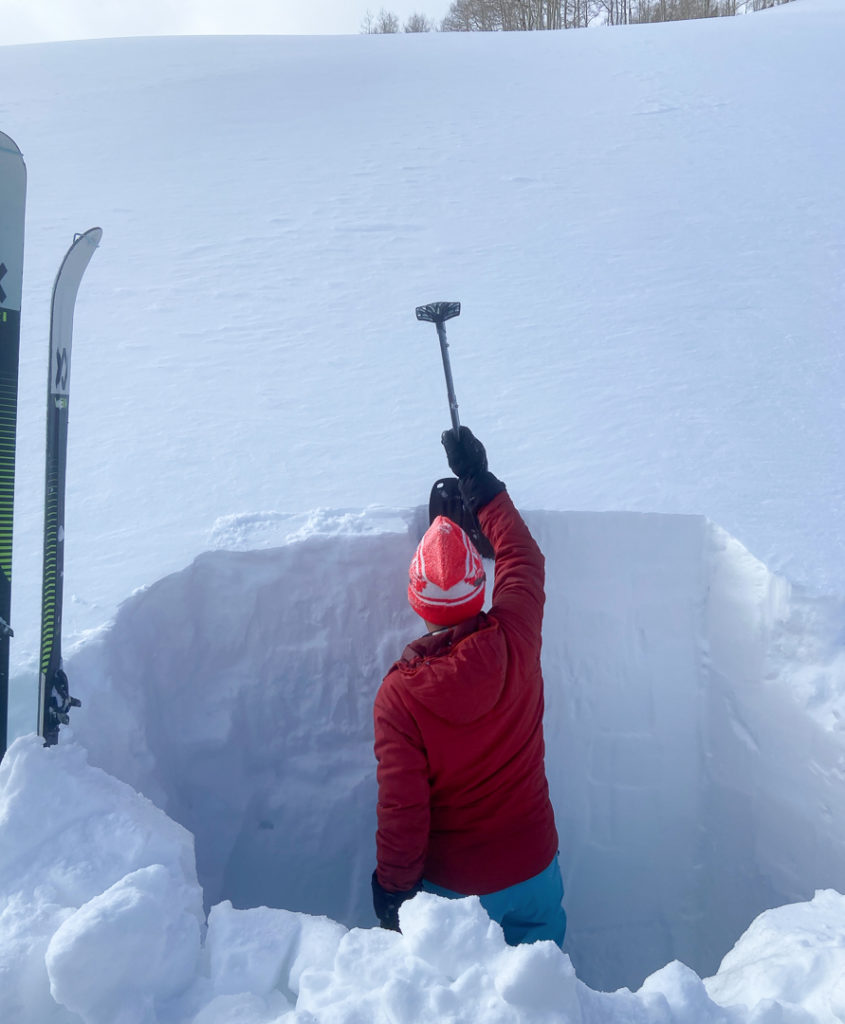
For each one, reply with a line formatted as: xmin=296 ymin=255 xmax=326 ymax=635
xmin=442 ymin=426 xmax=544 ymax=649
xmin=479 ymin=491 xmax=544 ymax=649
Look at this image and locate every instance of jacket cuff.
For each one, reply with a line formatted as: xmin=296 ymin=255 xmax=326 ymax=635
xmin=458 ymin=470 xmax=506 ymax=514
xmin=476 ymin=486 xmax=511 ymax=525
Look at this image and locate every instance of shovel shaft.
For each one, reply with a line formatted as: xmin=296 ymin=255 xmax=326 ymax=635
xmin=436 ymin=321 xmax=461 ymax=435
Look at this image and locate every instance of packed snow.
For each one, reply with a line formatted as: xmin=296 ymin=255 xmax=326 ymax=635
xmin=2 ymin=0 xmax=845 ymax=1021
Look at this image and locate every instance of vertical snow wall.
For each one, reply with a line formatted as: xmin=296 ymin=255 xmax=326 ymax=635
xmin=67 ymin=508 xmax=845 ymax=992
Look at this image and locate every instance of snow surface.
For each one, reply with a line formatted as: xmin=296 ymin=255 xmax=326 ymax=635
xmin=2 ymin=0 xmax=845 ymax=1020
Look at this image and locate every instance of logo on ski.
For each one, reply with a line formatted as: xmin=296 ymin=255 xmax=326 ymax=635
xmin=53 ymin=347 xmax=69 ymax=394
xmin=0 ymin=263 xmax=7 ymax=305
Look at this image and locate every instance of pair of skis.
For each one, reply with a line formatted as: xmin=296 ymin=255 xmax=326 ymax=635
xmin=416 ymin=302 xmax=494 ymax=558
xmin=0 ymin=130 xmax=100 ymax=758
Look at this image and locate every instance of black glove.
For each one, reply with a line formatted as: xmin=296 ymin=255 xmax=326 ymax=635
xmin=371 ymin=871 xmax=421 ymax=932
xmin=441 ymin=426 xmax=506 ymax=514
xmin=442 ymin=425 xmax=488 ymax=478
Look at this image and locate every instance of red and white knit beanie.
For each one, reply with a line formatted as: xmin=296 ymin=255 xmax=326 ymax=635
xmin=408 ymin=515 xmax=486 ymax=627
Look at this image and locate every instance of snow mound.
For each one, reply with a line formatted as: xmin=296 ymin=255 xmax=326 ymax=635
xmin=0 ymin=736 xmax=202 ymax=1023
xmin=706 ymin=890 xmax=845 ymax=1023
xmin=4 ymin=737 xmax=845 ymax=1023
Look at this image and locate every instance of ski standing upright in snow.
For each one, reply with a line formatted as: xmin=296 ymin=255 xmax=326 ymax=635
xmin=0 ymin=132 xmax=26 ymax=762
xmin=38 ymin=227 xmax=102 ymax=747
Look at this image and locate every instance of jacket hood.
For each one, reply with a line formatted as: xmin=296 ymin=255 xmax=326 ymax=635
xmin=392 ymin=613 xmax=508 ymax=725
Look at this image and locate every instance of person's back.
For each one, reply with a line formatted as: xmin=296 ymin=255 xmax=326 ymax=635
xmin=372 ymin=427 xmax=566 ymax=947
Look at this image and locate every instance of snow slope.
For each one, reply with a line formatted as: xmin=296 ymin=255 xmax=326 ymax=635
xmin=2 ymin=0 xmax=845 ymax=1020
xmin=1 ymin=0 xmax=843 ymax=713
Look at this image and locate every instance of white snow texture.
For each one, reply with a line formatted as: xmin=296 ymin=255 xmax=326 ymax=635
xmin=2 ymin=1 xmax=845 ymax=1021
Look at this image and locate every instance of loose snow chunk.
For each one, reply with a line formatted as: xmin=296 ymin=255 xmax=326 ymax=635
xmin=493 ymin=941 xmax=582 ymax=1021
xmin=288 ymin=913 xmax=348 ymax=994
xmin=45 ymin=864 xmax=202 ymax=1024
xmin=190 ymin=991 xmax=293 ymax=1024
xmin=207 ymin=901 xmax=301 ymax=999
xmin=297 ymin=922 xmax=490 ymax=1023
xmin=705 ymin=890 xmax=845 ymax=1023
xmin=205 ymin=900 xmax=344 ymax=1001
xmin=331 ymin=924 xmax=438 ymax=991
xmin=640 ymin=960 xmax=731 ymax=1023
xmin=289 ymin=895 xmax=542 ymax=1024
xmin=399 ymin=892 xmax=507 ymax=978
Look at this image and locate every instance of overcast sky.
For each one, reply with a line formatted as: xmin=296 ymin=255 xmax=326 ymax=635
xmin=0 ymin=0 xmax=450 ymax=45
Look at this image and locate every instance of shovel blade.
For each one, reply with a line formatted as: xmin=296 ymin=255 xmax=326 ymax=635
xmin=428 ymin=477 xmax=495 ymax=559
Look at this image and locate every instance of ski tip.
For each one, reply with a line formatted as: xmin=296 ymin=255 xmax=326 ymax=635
xmin=74 ymin=226 xmax=103 ymax=247
xmin=0 ymin=131 xmax=23 ymax=157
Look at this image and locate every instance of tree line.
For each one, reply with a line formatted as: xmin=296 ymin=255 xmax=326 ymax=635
xmin=361 ymin=0 xmax=796 ymax=32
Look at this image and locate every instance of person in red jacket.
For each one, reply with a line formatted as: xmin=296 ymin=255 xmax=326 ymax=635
xmin=371 ymin=426 xmax=566 ymax=947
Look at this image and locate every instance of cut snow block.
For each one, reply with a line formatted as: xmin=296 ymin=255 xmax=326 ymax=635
xmin=399 ymin=892 xmax=506 ymax=980
xmin=493 ymin=942 xmax=581 ymax=1021
xmin=45 ymin=864 xmax=202 ymax=1024
xmin=205 ymin=900 xmax=344 ymax=1001
xmin=206 ymin=901 xmax=301 ymax=998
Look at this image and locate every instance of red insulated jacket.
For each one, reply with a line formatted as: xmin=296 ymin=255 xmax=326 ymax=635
xmin=374 ymin=490 xmax=559 ymax=895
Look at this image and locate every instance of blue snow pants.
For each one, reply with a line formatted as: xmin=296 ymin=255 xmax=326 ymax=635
xmin=422 ymin=855 xmax=566 ymax=948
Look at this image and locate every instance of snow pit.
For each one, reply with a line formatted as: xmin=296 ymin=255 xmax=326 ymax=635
xmin=63 ymin=507 xmax=845 ymax=994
